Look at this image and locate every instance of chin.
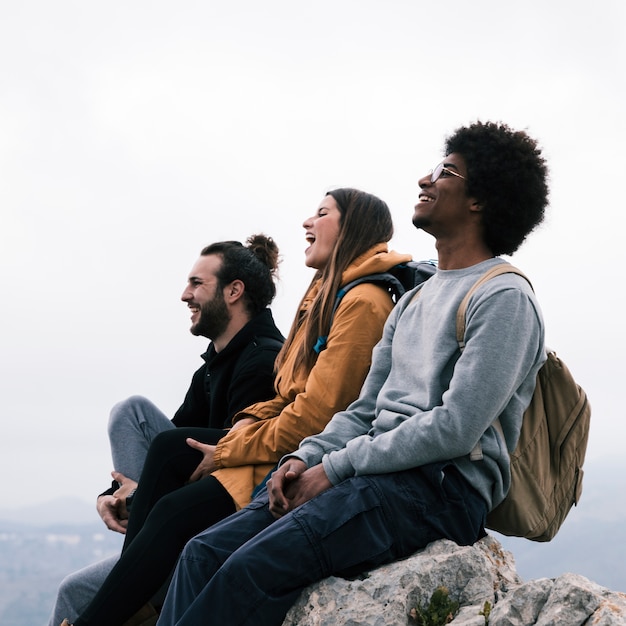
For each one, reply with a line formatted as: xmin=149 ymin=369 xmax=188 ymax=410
xmin=412 ymin=215 xmax=426 ymax=230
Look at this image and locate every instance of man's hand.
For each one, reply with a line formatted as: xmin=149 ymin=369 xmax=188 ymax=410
xmin=186 ymin=438 xmax=217 ymax=482
xmin=111 ymin=471 xmax=138 ymax=520
xmin=268 ymin=460 xmax=331 ymax=519
xmin=111 ymin=471 xmax=138 ymax=501
xmin=96 ymin=495 xmax=128 ymax=534
xmin=96 ymin=471 xmax=138 ymax=533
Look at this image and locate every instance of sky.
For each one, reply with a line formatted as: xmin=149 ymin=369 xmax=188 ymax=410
xmin=1 ymin=0 xmax=624 ymax=522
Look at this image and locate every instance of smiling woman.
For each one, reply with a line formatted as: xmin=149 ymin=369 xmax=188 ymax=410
xmin=303 ymin=195 xmax=342 ymax=270
xmin=54 ymin=188 xmax=413 ymax=626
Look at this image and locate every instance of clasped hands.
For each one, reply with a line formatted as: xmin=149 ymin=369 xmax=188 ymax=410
xmin=266 ymin=459 xmax=332 ymax=519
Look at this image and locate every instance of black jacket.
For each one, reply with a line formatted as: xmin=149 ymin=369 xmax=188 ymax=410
xmin=172 ymin=308 xmax=284 ymax=429
xmin=100 ymin=309 xmax=284 ymax=498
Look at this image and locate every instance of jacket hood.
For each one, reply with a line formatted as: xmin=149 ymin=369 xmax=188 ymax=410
xmin=341 ymin=243 xmax=412 ymax=286
xmin=296 ymin=244 xmax=413 ymax=319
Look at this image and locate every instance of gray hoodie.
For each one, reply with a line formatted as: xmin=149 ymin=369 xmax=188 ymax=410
xmin=290 ymin=258 xmax=546 ymax=511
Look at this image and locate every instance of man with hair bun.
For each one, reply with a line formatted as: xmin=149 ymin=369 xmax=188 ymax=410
xmin=49 ymin=234 xmax=284 ymax=626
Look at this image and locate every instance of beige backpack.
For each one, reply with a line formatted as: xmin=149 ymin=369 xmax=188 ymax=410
xmin=457 ymin=265 xmax=591 ymax=542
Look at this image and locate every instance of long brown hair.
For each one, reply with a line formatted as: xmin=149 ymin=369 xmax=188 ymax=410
xmin=276 ymin=188 xmax=394 ymax=375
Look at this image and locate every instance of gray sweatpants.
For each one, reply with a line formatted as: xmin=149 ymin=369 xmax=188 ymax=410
xmin=106 ymin=395 xmax=177 ymax=482
xmin=46 ymin=396 xmax=175 ymax=626
xmin=47 ymin=556 xmax=118 ymax=626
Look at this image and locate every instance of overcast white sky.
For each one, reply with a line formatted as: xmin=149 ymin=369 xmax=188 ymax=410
xmin=1 ymin=1 xmax=624 ymax=515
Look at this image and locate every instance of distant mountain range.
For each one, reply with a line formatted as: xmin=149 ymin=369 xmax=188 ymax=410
xmin=0 ymin=515 xmax=123 ymax=626
xmin=0 ymin=496 xmax=100 ymax=527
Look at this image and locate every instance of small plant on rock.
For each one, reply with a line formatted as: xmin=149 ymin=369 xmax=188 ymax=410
xmin=409 ymin=585 xmax=460 ymax=626
xmin=479 ymin=599 xmax=492 ymax=625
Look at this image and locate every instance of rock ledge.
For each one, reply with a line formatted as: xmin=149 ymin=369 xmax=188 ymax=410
xmin=282 ymin=535 xmax=626 ymax=625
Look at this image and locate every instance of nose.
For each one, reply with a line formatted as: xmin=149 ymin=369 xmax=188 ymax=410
xmin=418 ymin=172 xmax=432 ymax=189
xmin=302 ymin=214 xmax=314 ymax=229
xmin=181 ymin=286 xmax=192 ymax=302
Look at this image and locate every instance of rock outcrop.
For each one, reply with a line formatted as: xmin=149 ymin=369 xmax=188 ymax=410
xmin=282 ymin=535 xmax=626 ymax=625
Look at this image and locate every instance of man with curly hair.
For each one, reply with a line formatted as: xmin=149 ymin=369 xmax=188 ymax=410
xmin=155 ymin=121 xmax=550 ymax=626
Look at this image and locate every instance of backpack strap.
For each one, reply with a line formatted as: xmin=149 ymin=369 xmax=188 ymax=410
xmin=339 ymin=272 xmax=408 ymax=305
xmin=455 ymin=264 xmax=533 ymax=460
xmin=456 ymin=264 xmax=532 ymax=350
xmin=313 ymin=272 xmax=408 ymax=354
xmin=313 ymin=262 xmax=437 ymax=354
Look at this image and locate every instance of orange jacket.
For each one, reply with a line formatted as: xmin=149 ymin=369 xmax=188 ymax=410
xmin=212 ymin=244 xmax=412 ymax=508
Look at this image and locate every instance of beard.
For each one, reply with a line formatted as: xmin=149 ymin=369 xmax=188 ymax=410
xmin=190 ymin=290 xmax=231 ymax=339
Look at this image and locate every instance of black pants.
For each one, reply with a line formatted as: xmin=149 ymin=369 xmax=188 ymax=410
xmin=74 ymin=428 xmax=236 ymax=626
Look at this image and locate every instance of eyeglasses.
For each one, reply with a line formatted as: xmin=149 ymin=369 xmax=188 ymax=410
xmin=429 ymin=162 xmax=466 ymax=183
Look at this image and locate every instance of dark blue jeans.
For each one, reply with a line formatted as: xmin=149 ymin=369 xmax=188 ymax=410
xmin=157 ymin=462 xmax=487 ymax=626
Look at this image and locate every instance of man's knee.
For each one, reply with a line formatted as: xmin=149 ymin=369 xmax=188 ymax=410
xmin=149 ymin=427 xmax=192 ymax=457
xmin=108 ymin=395 xmax=152 ymax=433
xmin=179 ymin=531 xmax=222 ymax=567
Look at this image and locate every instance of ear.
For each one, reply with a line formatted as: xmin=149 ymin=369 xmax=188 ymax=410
xmin=469 ymin=199 xmax=483 ymax=213
xmin=224 ymin=279 xmax=245 ymax=303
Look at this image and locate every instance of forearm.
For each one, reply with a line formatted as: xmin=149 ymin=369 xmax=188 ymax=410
xmin=215 ymin=292 xmax=392 ymax=468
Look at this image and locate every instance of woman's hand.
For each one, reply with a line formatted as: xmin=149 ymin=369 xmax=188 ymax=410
xmin=186 ymin=438 xmax=217 ymax=482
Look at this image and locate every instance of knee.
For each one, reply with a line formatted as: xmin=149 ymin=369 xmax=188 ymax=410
xmin=179 ymin=531 xmax=224 ymax=568
xmin=139 ymin=492 xmax=190 ymax=540
xmin=150 ymin=428 xmax=189 ymax=456
xmin=180 ymin=534 xmax=203 ymax=561
xmin=150 ymin=489 xmax=185 ymax=521
xmin=108 ymin=395 xmax=150 ymax=433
